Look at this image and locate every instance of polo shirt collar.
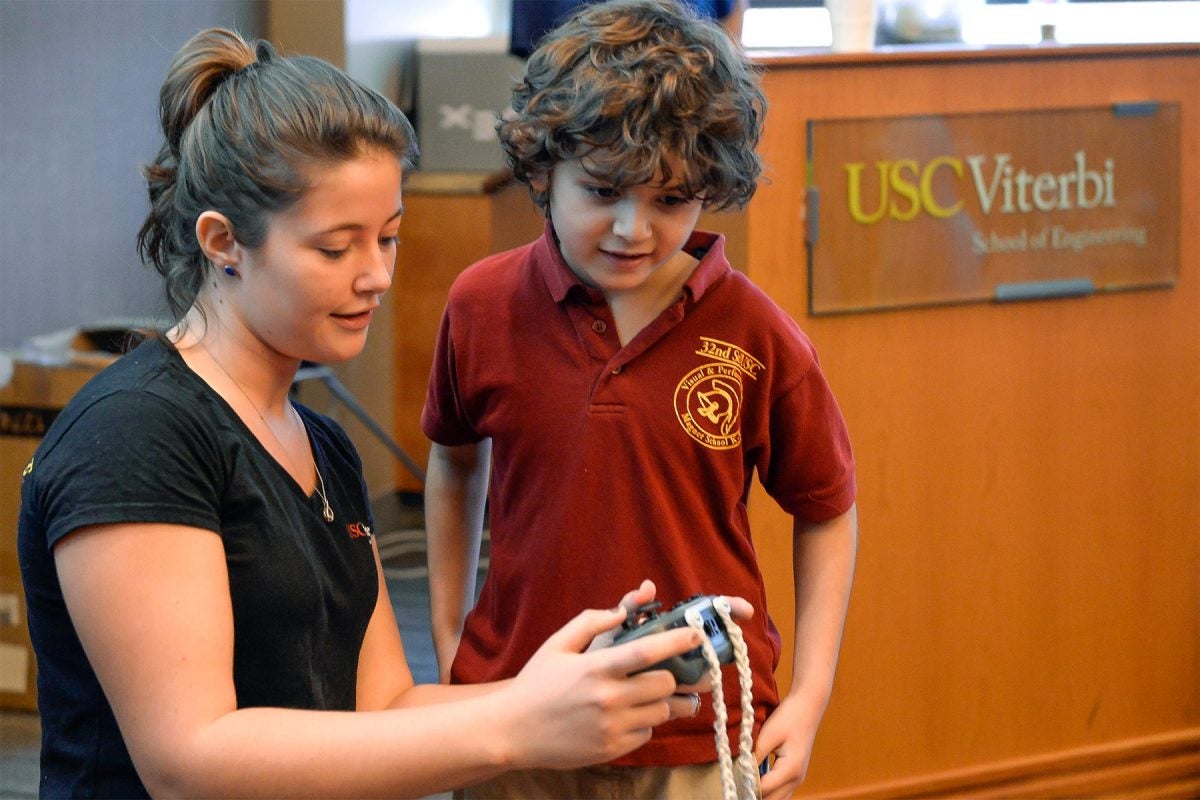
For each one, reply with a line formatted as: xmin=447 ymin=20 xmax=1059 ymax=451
xmin=534 ymin=220 xmax=731 ymax=306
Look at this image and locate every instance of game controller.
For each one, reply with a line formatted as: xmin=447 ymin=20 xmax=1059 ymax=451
xmin=612 ymin=594 xmax=734 ymax=684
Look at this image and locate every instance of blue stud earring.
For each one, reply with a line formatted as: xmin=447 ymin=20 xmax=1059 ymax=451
xmin=223 ymin=265 xmax=237 ymax=277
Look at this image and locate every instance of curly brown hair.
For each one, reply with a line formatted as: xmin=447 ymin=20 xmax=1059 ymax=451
xmin=500 ymin=0 xmax=765 ymax=211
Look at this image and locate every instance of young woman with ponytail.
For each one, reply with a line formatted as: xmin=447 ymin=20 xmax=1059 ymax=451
xmin=16 ymin=28 xmax=733 ymax=799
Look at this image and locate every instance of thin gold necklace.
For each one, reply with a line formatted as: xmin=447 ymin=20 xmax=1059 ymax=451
xmin=200 ymin=341 xmax=335 ymax=523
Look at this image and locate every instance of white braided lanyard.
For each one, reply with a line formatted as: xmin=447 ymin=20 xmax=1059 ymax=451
xmin=685 ymin=597 xmax=758 ymax=800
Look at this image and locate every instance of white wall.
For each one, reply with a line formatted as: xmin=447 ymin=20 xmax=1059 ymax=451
xmin=0 ymin=0 xmax=263 ymax=350
xmin=346 ymin=0 xmax=509 ymax=41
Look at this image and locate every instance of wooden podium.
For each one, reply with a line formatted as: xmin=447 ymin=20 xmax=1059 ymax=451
xmin=390 ymin=173 xmax=541 ymax=492
xmin=743 ymin=43 xmax=1199 ymax=797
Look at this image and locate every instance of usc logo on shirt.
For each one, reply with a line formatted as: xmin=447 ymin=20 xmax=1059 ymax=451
xmin=346 ymin=522 xmax=373 ymax=540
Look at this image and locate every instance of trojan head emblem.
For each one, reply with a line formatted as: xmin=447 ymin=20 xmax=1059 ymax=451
xmin=675 ymin=365 xmax=744 ymax=450
xmin=695 ymin=379 xmax=740 ymax=437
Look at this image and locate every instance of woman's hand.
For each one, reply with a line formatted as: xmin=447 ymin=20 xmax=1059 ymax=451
xmin=585 ymin=578 xmax=660 ymax=652
xmin=581 ymin=581 xmax=757 ymax=725
xmin=588 ymin=581 xmax=755 ymax=657
xmin=497 ymin=598 xmax=705 ymax=769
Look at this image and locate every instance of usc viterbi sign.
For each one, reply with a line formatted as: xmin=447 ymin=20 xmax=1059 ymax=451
xmin=806 ymin=104 xmax=1180 ymax=314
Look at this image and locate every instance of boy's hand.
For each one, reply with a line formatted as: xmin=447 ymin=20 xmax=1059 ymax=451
xmin=753 ymin=694 xmax=825 ymax=800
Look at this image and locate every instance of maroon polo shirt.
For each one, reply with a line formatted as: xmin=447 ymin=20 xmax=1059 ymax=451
xmin=422 ymin=224 xmax=855 ymax=765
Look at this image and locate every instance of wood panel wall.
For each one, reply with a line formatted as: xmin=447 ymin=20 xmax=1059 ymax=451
xmin=392 ymin=175 xmax=545 ymax=492
xmin=742 ymin=44 xmax=1200 ymax=797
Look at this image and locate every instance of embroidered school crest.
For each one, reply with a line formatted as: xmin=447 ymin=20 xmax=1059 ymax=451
xmin=674 ymin=337 xmax=764 ymax=450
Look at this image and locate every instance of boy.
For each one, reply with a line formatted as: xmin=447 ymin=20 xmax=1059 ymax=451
xmin=422 ymin=1 xmax=857 ymax=797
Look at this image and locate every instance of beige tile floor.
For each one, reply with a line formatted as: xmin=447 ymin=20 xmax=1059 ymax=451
xmin=0 ymin=710 xmax=38 ymax=799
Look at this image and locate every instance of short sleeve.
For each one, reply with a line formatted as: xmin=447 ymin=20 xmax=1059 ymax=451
xmin=31 ymin=389 xmax=225 ymax=549
xmin=421 ymin=305 xmax=483 ymax=446
xmin=759 ymin=359 xmax=857 ymax=523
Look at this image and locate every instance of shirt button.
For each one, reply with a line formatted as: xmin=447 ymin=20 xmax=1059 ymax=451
xmin=611 ymin=366 xmax=622 ymax=375
xmin=591 ymin=320 xmax=607 ymax=334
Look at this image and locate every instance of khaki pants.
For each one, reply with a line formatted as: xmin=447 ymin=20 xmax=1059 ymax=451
xmin=456 ymin=760 xmax=762 ymax=799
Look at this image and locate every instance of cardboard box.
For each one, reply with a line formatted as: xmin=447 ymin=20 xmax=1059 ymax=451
xmin=415 ymin=37 xmax=525 ymax=172
xmin=0 ymin=359 xmax=100 ymax=710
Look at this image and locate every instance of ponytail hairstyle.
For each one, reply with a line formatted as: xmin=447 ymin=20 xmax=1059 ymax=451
xmin=136 ymin=28 xmax=418 ymax=321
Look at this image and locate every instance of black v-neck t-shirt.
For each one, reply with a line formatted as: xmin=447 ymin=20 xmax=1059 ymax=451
xmin=18 ymin=338 xmax=379 ymax=798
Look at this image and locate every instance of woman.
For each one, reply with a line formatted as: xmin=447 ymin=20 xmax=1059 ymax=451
xmin=17 ymin=28 xmax=732 ymax=799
